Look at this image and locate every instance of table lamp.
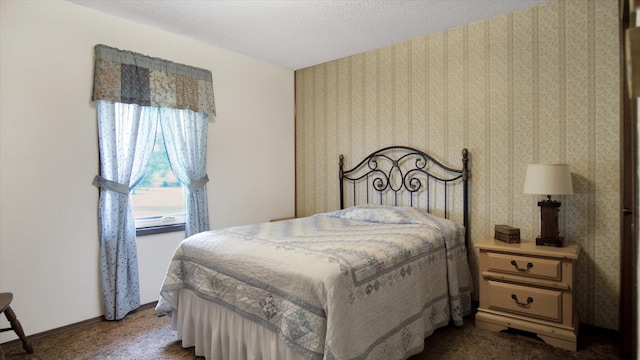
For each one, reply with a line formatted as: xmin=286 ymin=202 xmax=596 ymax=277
xmin=523 ymin=164 xmax=573 ymax=247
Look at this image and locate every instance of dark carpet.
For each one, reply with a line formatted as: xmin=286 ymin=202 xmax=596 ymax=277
xmin=1 ymin=306 xmax=620 ymax=360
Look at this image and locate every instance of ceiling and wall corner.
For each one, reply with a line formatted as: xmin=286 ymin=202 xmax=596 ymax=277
xmin=67 ymin=0 xmax=553 ymax=70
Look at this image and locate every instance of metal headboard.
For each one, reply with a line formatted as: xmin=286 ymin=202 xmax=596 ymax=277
xmin=339 ymin=146 xmax=470 ymax=241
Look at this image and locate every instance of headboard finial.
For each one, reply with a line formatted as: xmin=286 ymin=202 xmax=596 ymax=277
xmin=462 ymin=148 xmax=469 ymax=181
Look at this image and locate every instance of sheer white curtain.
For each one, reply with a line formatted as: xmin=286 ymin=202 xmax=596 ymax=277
xmin=159 ymin=107 xmax=210 ymax=237
xmin=93 ymin=101 xmax=158 ymax=320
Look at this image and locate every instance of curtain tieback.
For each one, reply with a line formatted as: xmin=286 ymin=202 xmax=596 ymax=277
xmin=92 ymin=175 xmax=129 ymax=195
xmin=188 ymin=175 xmax=209 ymax=192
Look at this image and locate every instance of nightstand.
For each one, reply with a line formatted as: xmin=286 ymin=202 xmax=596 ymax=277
xmin=270 ymin=217 xmax=295 ymax=222
xmin=475 ymin=237 xmax=580 ymax=351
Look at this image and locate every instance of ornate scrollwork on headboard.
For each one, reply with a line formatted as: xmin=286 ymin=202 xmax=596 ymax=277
xmin=339 ymin=146 xmax=470 ymax=238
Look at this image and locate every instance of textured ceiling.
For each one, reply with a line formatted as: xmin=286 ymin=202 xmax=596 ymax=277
xmin=68 ymin=0 xmax=553 ymax=70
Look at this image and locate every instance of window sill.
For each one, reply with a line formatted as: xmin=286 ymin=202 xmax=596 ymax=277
xmin=136 ymin=223 xmax=185 ymax=237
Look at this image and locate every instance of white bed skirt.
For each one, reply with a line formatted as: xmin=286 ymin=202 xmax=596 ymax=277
xmin=170 ymin=289 xmax=307 ymax=360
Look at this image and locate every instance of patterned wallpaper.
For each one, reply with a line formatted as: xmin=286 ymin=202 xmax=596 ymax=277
xmin=295 ymin=0 xmax=621 ymax=330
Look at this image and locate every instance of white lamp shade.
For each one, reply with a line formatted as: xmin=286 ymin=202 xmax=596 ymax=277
xmin=523 ymin=164 xmax=574 ymax=195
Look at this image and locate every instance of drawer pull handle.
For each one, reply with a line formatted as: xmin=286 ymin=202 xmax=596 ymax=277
xmin=511 ymin=294 xmax=534 ymax=307
xmin=510 ymin=260 xmax=533 ymax=272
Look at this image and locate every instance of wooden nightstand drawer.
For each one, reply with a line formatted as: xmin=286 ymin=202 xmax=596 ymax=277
xmin=487 ymin=280 xmax=562 ymax=322
xmin=486 ymin=252 xmax=562 ymax=281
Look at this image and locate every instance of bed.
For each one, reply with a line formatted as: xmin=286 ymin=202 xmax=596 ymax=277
xmin=156 ymin=146 xmax=472 ymax=360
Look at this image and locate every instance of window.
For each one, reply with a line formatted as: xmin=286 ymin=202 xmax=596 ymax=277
xmin=92 ymin=44 xmax=214 ymax=320
xmin=131 ymin=126 xmax=186 ymax=235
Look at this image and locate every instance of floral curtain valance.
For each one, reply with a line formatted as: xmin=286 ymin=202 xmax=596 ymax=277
xmin=92 ymin=44 xmax=216 ymax=116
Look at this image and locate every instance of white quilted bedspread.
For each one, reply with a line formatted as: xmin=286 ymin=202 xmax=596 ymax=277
xmin=157 ymin=205 xmax=472 ymax=360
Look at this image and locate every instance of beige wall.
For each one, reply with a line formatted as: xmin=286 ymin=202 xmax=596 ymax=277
xmin=0 ymin=1 xmax=294 ymax=341
xmin=295 ymin=0 xmax=620 ymax=330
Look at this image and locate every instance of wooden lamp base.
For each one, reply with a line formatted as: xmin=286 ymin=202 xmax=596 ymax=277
xmin=536 ymin=198 xmax=563 ymax=247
